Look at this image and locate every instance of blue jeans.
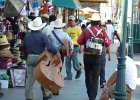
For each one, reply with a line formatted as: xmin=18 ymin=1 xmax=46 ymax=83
xmin=65 ymin=46 xmax=81 ymax=78
xmin=100 ymin=48 xmax=106 ymax=85
xmin=84 ymin=54 xmax=101 ymax=100
xmin=25 ymin=54 xmax=51 ymax=99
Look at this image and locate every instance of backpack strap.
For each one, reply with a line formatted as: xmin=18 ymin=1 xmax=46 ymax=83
xmin=52 ymin=30 xmax=64 ymax=45
xmin=87 ymin=27 xmax=102 ymax=37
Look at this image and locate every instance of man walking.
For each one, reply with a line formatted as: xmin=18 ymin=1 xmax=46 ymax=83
xmin=24 ymin=17 xmax=58 ymax=100
xmin=77 ymin=13 xmax=110 ymax=100
xmin=106 ymin=20 xmax=114 ymax=43
xmin=64 ymin=15 xmax=82 ymax=80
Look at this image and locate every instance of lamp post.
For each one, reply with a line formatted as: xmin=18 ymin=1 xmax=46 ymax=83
xmin=128 ymin=0 xmax=134 ymax=58
xmin=114 ymin=0 xmax=128 ymax=100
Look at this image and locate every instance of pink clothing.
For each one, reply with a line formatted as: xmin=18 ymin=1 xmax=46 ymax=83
xmin=77 ymin=25 xmax=110 ymax=52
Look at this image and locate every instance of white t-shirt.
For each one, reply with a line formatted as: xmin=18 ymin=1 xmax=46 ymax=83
xmin=125 ymin=56 xmax=137 ymax=90
xmin=106 ymin=24 xmax=114 ymax=40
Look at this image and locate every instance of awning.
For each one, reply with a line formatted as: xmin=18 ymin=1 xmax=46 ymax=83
xmin=79 ymin=0 xmax=108 ymax=3
xmin=52 ymin=0 xmax=81 ymax=9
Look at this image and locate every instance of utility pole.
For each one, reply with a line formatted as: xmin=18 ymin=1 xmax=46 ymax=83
xmin=128 ymin=0 xmax=134 ymax=58
xmin=114 ymin=0 xmax=128 ymax=99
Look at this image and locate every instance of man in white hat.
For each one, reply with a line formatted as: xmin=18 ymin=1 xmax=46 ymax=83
xmin=47 ymin=17 xmax=73 ymax=95
xmin=24 ymin=17 xmax=59 ymax=100
xmin=77 ymin=13 xmax=111 ymax=100
xmin=50 ymin=18 xmax=73 ymax=63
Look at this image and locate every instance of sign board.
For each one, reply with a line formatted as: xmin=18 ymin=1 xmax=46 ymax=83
xmin=4 ymin=0 xmax=25 ymax=17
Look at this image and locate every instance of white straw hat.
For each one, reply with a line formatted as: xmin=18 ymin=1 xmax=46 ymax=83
xmin=0 ymin=35 xmax=9 ymax=45
xmin=50 ymin=18 xmax=66 ymax=28
xmin=88 ymin=13 xmax=101 ymax=21
xmin=28 ymin=17 xmax=46 ymax=30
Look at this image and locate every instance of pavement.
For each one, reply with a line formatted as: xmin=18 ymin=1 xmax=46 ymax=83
xmin=1 ymin=42 xmax=140 ymax=100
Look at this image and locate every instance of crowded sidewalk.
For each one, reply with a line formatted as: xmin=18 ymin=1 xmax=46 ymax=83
xmin=0 ymin=42 xmax=140 ymax=100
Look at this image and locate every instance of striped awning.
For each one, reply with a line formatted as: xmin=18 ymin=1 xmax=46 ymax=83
xmin=52 ymin=0 xmax=81 ymax=9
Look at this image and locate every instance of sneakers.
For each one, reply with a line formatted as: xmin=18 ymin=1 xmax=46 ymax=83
xmin=100 ymin=83 xmax=106 ymax=88
xmin=100 ymin=84 xmax=104 ymax=88
xmin=64 ymin=77 xmax=72 ymax=80
xmin=43 ymin=93 xmax=52 ymax=100
xmin=75 ymin=70 xmax=82 ymax=79
xmin=53 ymin=91 xmax=59 ymax=95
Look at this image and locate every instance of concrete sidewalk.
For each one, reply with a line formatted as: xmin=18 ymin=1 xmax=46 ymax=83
xmin=1 ymin=43 xmax=140 ymax=100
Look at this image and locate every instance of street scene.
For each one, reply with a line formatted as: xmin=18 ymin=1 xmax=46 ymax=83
xmin=0 ymin=43 xmax=140 ymax=100
xmin=0 ymin=0 xmax=140 ymax=100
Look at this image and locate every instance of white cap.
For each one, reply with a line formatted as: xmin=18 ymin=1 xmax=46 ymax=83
xmin=68 ymin=15 xmax=75 ymax=20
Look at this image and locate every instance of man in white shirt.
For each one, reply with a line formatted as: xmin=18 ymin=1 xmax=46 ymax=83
xmin=50 ymin=18 xmax=73 ymax=63
xmin=106 ymin=20 xmax=114 ymax=42
xmin=49 ymin=17 xmax=73 ymax=95
xmin=41 ymin=15 xmax=57 ymax=99
xmin=99 ymin=46 xmax=137 ymax=100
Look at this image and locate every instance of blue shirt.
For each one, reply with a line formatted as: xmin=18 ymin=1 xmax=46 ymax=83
xmin=24 ymin=31 xmax=58 ymax=56
xmin=49 ymin=29 xmax=73 ymax=49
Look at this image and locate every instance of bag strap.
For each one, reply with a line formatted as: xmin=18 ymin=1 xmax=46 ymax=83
xmin=52 ymin=30 xmax=64 ymax=45
xmin=87 ymin=27 xmax=102 ymax=37
xmin=42 ymin=23 xmax=48 ymax=31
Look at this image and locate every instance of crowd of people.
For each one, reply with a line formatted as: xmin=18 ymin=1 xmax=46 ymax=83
xmin=0 ymin=8 xmax=137 ymax=100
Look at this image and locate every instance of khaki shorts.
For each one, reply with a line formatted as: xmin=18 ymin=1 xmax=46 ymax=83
xmin=108 ymin=84 xmax=133 ymax=99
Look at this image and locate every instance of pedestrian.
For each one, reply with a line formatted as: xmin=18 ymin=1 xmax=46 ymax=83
xmin=41 ymin=14 xmax=49 ymax=23
xmin=39 ymin=0 xmax=48 ymax=15
xmin=50 ymin=17 xmax=73 ymax=65
xmin=81 ymin=24 xmax=86 ymax=30
xmin=77 ymin=13 xmax=111 ymax=100
xmin=41 ymin=14 xmax=57 ymax=97
xmin=24 ymin=17 xmax=59 ymax=100
xmin=99 ymin=46 xmax=137 ymax=100
xmin=106 ymin=20 xmax=114 ymax=43
xmin=49 ymin=17 xmax=73 ymax=95
xmin=100 ymin=24 xmax=111 ymax=88
xmin=42 ymin=15 xmax=57 ymax=36
xmin=28 ymin=12 xmax=37 ymax=21
xmin=64 ymin=15 xmax=82 ymax=80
